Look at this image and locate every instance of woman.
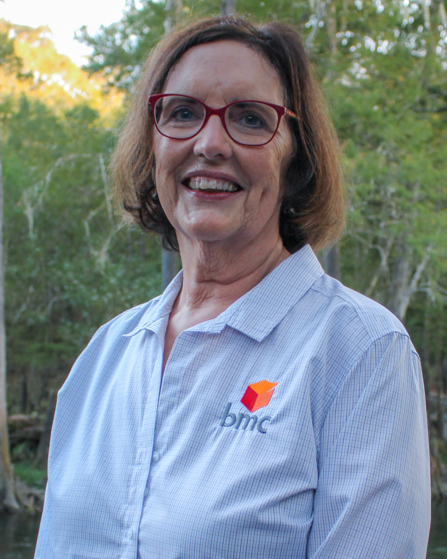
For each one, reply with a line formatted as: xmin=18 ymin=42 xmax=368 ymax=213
xmin=35 ymin=16 xmax=431 ymax=559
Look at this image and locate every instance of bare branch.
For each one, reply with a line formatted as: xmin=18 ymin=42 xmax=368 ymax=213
xmin=396 ymin=251 xmax=431 ymax=321
xmin=99 ymin=154 xmax=114 ymax=225
xmin=365 ymin=236 xmax=394 ymax=298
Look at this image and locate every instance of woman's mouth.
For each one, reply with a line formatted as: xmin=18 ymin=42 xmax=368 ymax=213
xmin=185 ymin=177 xmax=241 ymax=193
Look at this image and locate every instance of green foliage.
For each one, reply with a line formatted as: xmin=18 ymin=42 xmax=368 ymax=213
xmin=76 ymin=0 xmax=168 ymax=91
xmin=13 ymin=462 xmax=47 ymax=489
xmin=319 ymin=5 xmax=447 ymax=303
xmin=1 ymin=27 xmax=162 ymax=413
xmin=2 ymin=92 xmax=163 ymax=401
xmin=0 ymin=30 xmax=22 ymax=73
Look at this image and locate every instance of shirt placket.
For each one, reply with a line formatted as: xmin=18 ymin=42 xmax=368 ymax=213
xmin=122 ymin=329 xmax=165 ymax=558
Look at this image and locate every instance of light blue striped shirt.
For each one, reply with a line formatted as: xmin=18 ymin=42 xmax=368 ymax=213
xmin=35 ymin=245 xmax=431 ymax=558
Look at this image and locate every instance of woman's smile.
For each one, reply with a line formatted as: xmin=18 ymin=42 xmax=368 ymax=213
xmin=183 ymin=170 xmax=243 ymax=196
xmin=185 ymin=177 xmax=240 ymax=193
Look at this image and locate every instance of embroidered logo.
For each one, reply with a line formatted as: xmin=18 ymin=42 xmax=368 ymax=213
xmin=219 ymin=380 xmax=278 ymax=434
xmin=240 ymin=380 xmax=278 ymax=412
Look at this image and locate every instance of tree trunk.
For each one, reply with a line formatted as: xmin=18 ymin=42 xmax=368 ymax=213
xmin=221 ymin=0 xmax=236 ymax=15
xmin=322 ymin=242 xmax=341 ymax=280
xmin=162 ymin=250 xmax=180 ymax=290
xmin=386 ymin=240 xmax=429 ymax=322
xmin=34 ymin=390 xmax=57 ymax=469
xmin=0 ymin=147 xmax=19 ymax=510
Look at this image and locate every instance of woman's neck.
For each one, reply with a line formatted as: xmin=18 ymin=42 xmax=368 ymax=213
xmin=162 ymin=235 xmax=289 ymax=369
xmin=177 ymin=234 xmax=289 ymax=317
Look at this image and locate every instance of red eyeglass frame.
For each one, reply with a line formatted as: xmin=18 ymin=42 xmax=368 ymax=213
xmin=148 ymin=93 xmax=298 ymax=146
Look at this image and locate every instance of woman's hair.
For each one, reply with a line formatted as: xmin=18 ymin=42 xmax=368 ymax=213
xmin=112 ymin=16 xmax=345 ymax=253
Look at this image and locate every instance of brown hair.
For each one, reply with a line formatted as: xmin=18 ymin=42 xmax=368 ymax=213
xmin=112 ymin=16 xmax=345 ymax=252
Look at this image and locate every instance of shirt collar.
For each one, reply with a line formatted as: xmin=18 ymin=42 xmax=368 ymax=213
xmin=124 ymin=271 xmax=183 ymax=338
xmin=223 ymin=244 xmax=324 ymax=341
xmin=125 ymin=245 xmax=324 ymax=342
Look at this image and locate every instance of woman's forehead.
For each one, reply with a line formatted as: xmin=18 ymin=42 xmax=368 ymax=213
xmin=162 ymin=40 xmax=285 ymax=104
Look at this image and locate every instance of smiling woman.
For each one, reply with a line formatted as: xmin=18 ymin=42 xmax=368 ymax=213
xmin=34 ymin=16 xmax=431 ymax=559
xmin=114 ymin=18 xmax=344 ymax=254
xmin=151 ymin=40 xmax=293 ymax=270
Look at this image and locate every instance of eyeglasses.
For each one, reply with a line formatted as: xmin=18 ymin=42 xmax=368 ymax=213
xmin=148 ymin=94 xmax=297 ymax=146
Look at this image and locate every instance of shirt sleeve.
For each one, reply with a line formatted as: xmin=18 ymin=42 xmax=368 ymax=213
xmin=307 ymin=332 xmax=431 ymax=559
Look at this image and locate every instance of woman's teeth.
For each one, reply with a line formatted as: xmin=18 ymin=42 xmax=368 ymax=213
xmin=187 ymin=177 xmax=239 ymax=192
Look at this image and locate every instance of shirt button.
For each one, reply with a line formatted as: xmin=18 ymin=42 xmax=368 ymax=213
xmin=152 ymin=451 xmax=160 ymax=462
xmin=127 ymin=527 xmax=135 ymax=539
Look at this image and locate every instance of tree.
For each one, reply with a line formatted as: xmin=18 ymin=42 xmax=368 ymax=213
xmin=0 ymin=27 xmax=20 ymax=510
xmin=3 ymin=92 xmax=161 ymax=414
xmin=75 ymin=1 xmax=168 ymax=92
xmin=0 ymin=145 xmax=19 ymax=510
xmin=316 ymin=0 xmax=447 ymax=372
xmin=0 ymin=21 xmax=163 ymax=495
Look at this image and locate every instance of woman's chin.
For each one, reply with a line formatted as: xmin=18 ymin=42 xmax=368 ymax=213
xmin=177 ymin=219 xmax=245 ymax=247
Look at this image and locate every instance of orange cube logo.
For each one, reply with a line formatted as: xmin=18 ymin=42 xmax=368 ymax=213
xmin=241 ymin=380 xmax=278 ymax=412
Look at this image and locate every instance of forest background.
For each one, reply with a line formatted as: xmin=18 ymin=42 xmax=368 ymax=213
xmin=0 ymin=0 xmax=446 ymax=510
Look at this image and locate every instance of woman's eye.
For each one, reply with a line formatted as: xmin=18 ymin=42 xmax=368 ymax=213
xmin=169 ymin=107 xmax=200 ymax=122
xmin=240 ymin=112 xmax=265 ymax=128
xmin=172 ymin=108 xmax=193 ymax=120
xmin=228 ymin=105 xmax=271 ymax=131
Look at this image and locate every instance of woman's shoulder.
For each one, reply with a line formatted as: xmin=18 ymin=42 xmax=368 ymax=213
xmin=268 ymin=247 xmax=408 ymax=346
xmin=57 ymin=295 xmax=166 ymax=396
xmin=309 ymin=272 xmax=411 ymax=345
xmin=93 ymin=271 xmax=183 ymax=342
xmin=91 ymin=295 xmax=164 ymax=341
xmin=73 ymin=294 xmax=165 ymax=363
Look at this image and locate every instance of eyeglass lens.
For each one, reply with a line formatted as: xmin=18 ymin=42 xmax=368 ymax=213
xmin=153 ymin=96 xmax=279 ymax=145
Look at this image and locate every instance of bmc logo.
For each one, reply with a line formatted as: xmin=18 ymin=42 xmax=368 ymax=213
xmin=220 ymin=403 xmax=272 ymax=434
xmin=241 ymin=380 xmax=277 ymax=412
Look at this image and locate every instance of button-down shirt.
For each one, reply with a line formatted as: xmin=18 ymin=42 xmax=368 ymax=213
xmin=34 ymin=245 xmax=431 ymax=559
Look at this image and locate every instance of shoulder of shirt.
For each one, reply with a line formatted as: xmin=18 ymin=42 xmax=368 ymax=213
xmin=88 ymin=295 xmax=164 ymax=342
xmin=309 ymin=273 xmax=412 ymax=345
xmin=57 ymin=296 xmax=166 ymax=394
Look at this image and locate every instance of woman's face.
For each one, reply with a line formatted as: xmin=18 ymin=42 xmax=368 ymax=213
xmin=153 ymin=40 xmax=293 ymax=252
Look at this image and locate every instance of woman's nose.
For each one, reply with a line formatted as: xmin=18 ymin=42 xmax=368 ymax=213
xmin=193 ymin=114 xmax=233 ymax=160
